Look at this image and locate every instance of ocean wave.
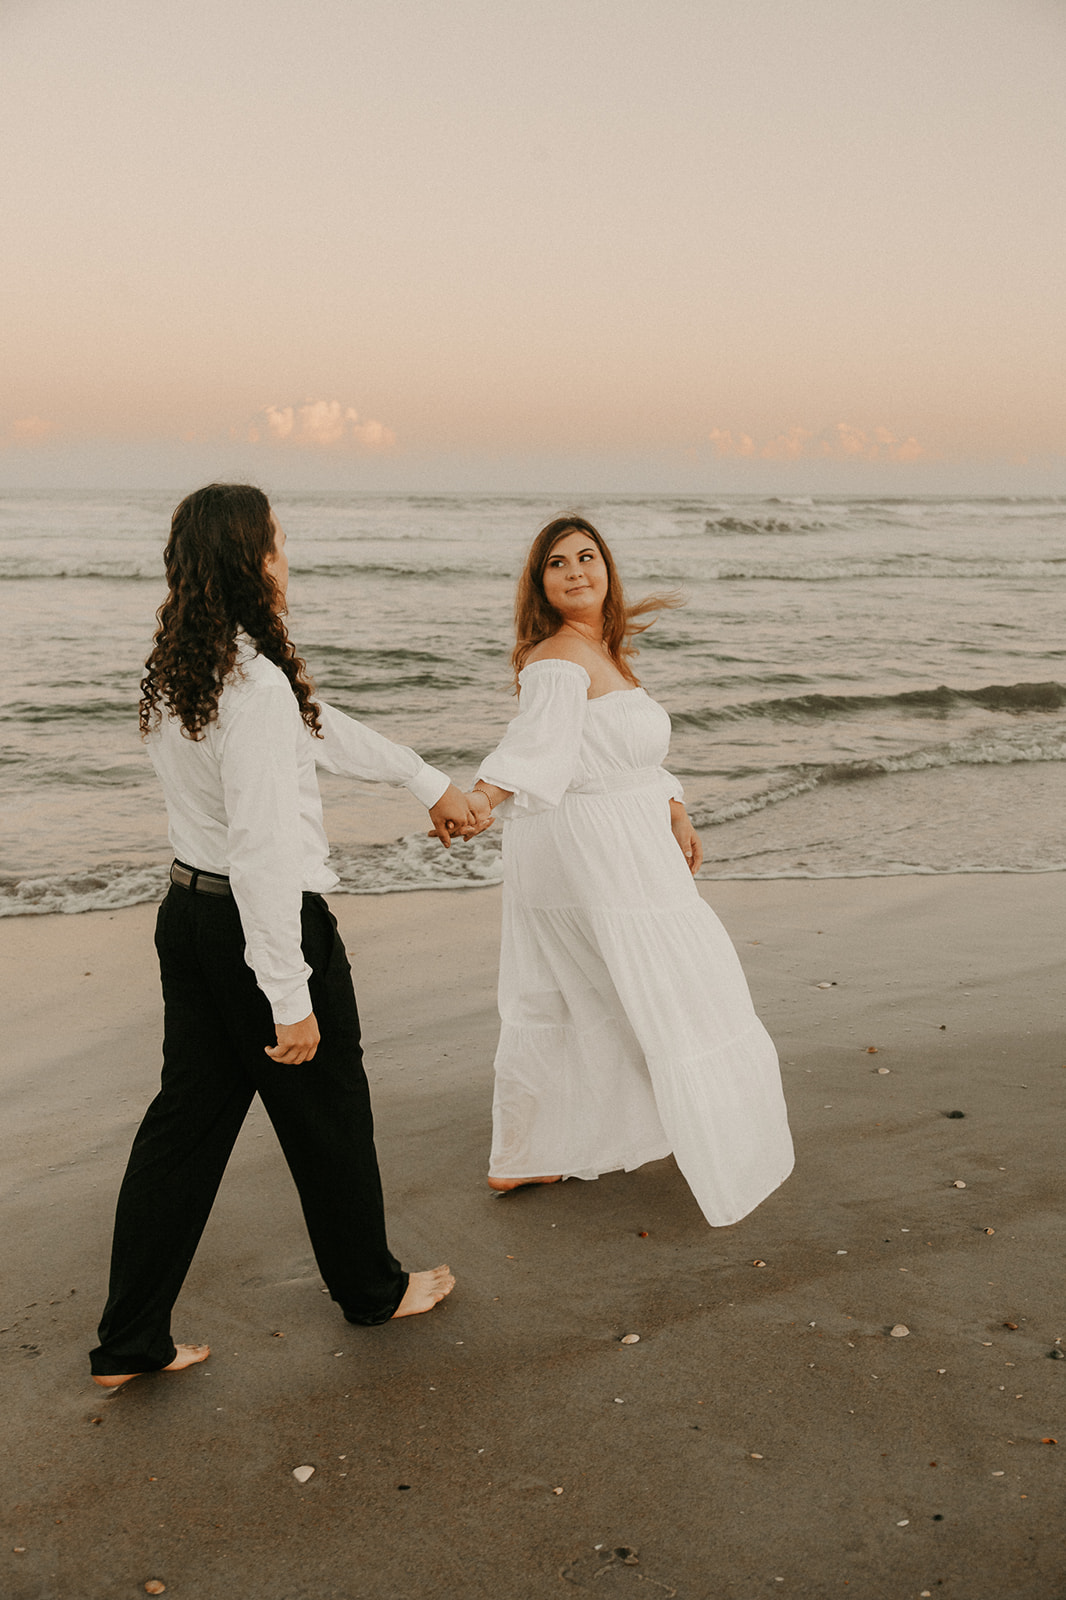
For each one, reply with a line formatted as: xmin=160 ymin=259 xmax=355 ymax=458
xmin=0 ymin=834 xmax=505 ymax=918
xmin=1 ymin=696 xmax=135 ymax=725
xmin=0 ymin=862 xmax=170 ymax=917
xmin=311 ymin=643 xmax=446 ymax=667
xmin=694 ymin=725 xmax=1066 ymax=830
xmin=296 ymin=559 xmax=513 ymax=581
xmin=714 ymin=558 xmax=1066 ymax=582
xmin=330 ymin=831 xmax=504 ymax=893
xmin=0 ymin=563 xmax=161 ymax=581
xmin=0 ymin=752 xmax=148 ymax=787
xmin=319 ymin=671 xmax=475 ymax=698
xmin=704 ymin=515 xmax=827 ymax=536
xmin=835 ymin=497 xmax=1066 ymax=515
xmin=672 ymin=680 xmax=1066 ymax=729
xmin=0 ymin=557 xmax=510 ymax=583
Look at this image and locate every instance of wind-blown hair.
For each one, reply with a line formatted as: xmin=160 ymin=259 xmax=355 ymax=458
xmin=139 ymin=483 xmax=322 ymax=740
xmin=511 ymin=514 xmax=680 ymax=689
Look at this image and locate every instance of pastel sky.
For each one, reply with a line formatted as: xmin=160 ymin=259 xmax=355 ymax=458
xmin=2 ymin=0 xmax=1064 ymax=492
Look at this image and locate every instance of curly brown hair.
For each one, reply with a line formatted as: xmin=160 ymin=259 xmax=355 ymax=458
xmin=139 ymin=483 xmax=322 ymax=739
xmin=511 ymin=514 xmax=680 ymax=689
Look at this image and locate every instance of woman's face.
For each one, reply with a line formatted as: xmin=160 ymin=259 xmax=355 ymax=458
xmin=264 ymin=514 xmax=290 ymax=605
xmin=541 ymin=529 xmax=609 ymax=625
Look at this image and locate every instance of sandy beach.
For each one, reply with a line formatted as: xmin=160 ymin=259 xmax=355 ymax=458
xmin=2 ymin=873 xmax=1064 ymax=1599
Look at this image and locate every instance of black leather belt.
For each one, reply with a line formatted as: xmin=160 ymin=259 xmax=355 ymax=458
xmin=170 ymin=861 xmax=233 ymax=897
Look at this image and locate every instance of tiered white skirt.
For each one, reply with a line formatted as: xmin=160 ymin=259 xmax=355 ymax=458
xmin=489 ymin=771 xmax=794 ymax=1226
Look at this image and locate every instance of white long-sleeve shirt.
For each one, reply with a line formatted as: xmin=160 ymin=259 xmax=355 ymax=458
xmin=147 ymin=640 xmax=448 ymax=1025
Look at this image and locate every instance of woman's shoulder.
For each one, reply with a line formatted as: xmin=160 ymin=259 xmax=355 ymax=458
xmin=518 ymin=640 xmax=592 ymax=690
xmin=526 ymin=631 xmax=583 ymax=663
xmin=523 ymin=633 xmax=637 ymax=695
xmin=524 ymin=633 xmax=597 ymax=671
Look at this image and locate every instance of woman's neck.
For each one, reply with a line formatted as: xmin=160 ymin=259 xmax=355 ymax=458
xmin=558 ymin=618 xmax=605 ymax=646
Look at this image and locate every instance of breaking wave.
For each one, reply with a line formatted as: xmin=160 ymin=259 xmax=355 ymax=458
xmin=671 ymin=681 xmax=1066 ymax=730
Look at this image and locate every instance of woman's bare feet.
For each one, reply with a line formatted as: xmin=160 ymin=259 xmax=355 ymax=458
xmin=391 ymin=1265 xmax=455 ymax=1318
xmin=487 ymin=1174 xmax=562 ymax=1192
xmin=92 ymin=1342 xmax=210 ymax=1390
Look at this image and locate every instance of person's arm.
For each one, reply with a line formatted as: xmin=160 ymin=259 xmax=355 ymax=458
xmin=669 ymin=798 xmax=703 ymax=874
xmin=471 ymin=660 xmax=591 ymax=816
xmin=314 ymin=700 xmax=476 ymax=845
xmin=218 ymin=677 xmax=317 ymax=1050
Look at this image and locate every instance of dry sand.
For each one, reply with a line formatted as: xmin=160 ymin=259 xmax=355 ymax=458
xmin=2 ymin=873 xmax=1064 ymax=1600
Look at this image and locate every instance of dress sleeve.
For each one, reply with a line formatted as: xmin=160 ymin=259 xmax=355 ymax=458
xmin=662 ymin=768 xmax=684 ymax=802
xmin=475 ymin=658 xmax=591 ymax=813
xmin=312 ymin=701 xmax=450 ymax=808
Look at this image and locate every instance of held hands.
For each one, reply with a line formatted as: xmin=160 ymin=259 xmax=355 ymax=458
xmin=457 ymin=789 xmax=495 ymax=839
xmin=265 ymin=1011 xmax=320 ymax=1064
xmin=426 ymin=785 xmax=496 ymax=845
xmin=427 ymin=783 xmax=482 ymax=847
xmin=670 ymin=801 xmax=704 ymax=875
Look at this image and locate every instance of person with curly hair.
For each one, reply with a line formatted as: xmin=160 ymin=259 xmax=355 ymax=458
xmin=90 ymin=484 xmax=470 ymax=1387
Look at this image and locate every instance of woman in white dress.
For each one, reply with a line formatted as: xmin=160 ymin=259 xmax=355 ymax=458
xmin=463 ymin=516 xmax=793 ymax=1227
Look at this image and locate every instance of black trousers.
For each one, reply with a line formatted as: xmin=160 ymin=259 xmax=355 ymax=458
xmin=90 ymin=883 xmax=407 ymax=1375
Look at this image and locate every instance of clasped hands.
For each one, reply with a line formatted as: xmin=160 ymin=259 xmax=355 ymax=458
xmin=429 ymin=787 xmax=703 ymax=870
xmin=427 ymin=783 xmax=496 ymax=846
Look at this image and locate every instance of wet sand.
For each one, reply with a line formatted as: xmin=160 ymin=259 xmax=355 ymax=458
xmin=2 ymin=874 xmax=1064 ymax=1599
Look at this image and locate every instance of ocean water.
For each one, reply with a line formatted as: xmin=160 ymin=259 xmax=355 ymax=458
xmin=2 ymin=490 xmax=1065 ymax=916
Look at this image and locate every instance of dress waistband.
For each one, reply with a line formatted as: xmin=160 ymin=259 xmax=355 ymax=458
xmin=567 ymin=766 xmax=669 ymax=797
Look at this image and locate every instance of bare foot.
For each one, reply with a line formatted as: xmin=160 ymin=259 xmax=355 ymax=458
xmin=487 ymin=1174 xmax=562 ymax=1192
xmin=391 ymin=1265 xmax=455 ymax=1318
xmin=92 ymin=1342 xmax=210 ymax=1389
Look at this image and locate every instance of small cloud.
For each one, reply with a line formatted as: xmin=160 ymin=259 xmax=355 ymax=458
xmin=832 ymin=422 xmax=871 ymax=458
xmin=824 ymin=422 xmax=926 ymax=462
xmin=760 ymin=426 xmax=813 ymax=461
xmin=242 ymin=399 xmax=396 ymax=452
xmin=708 ymin=427 xmax=755 ymax=458
xmin=10 ymin=415 xmax=55 ymax=444
xmin=709 ymin=421 xmax=927 ymax=464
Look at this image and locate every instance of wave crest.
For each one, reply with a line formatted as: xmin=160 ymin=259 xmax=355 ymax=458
xmin=673 ymin=680 xmax=1066 ymax=730
xmin=694 ymin=724 xmax=1066 ymax=830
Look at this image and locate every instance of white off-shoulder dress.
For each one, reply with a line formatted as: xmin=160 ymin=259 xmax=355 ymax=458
xmin=475 ymin=658 xmax=793 ymax=1227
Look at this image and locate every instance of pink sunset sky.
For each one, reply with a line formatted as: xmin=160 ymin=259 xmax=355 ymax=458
xmin=1 ymin=0 xmax=1063 ymax=493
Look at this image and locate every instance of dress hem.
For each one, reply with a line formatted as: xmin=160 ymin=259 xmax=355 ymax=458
xmin=490 ymin=1140 xmax=673 ymax=1184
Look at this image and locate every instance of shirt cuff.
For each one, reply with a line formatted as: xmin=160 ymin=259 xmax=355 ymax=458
xmin=406 ymin=762 xmax=450 ymax=808
xmin=271 ymin=982 xmax=314 ymax=1027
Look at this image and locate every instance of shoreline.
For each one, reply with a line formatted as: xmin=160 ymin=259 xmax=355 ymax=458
xmin=3 ymin=873 xmax=1064 ymax=1596
xmin=8 ymin=731 xmax=1066 ymax=917
xmin=5 ymin=854 xmax=1066 ymax=923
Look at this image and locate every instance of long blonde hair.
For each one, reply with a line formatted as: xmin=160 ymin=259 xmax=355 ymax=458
xmin=511 ymin=515 xmax=681 ymax=689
